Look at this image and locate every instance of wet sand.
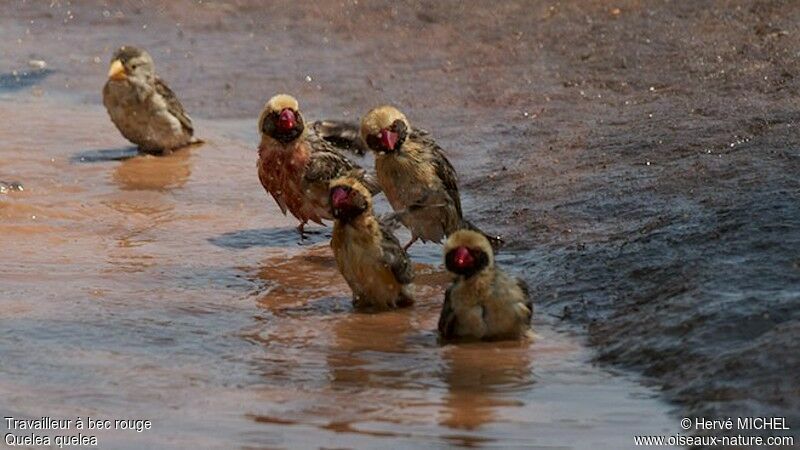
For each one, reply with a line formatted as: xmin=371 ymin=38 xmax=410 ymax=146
xmin=1 ymin=0 xmax=799 ymax=447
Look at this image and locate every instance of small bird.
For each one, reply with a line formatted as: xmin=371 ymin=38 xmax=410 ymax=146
xmin=102 ymin=46 xmax=198 ymax=154
xmin=438 ymin=230 xmax=532 ymax=341
xmin=329 ymin=176 xmax=414 ymax=310
xmin=360 ymin=106 xmax=501 ymax=250
xmin=258 ymin=94 xmax=379 ymax=235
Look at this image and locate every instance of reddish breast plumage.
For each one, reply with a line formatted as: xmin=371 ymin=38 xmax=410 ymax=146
xmin=257 ymin=141 xmax=328 ymax=225
xmin=256 ymin=94 xmax=377 ymax=234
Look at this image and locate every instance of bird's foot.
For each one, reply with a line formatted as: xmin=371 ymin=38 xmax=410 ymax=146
xmin=296 ymin=222 xmax=323 ymax=243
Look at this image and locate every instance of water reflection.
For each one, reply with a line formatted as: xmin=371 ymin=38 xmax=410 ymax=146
xmin=209 ymin=226 xmax=331 ymax=249
xmin=439 ymin=341 xmax=534 ymax=431
xmin=253 ymin=245 xmax=346 ymax=314
xmin=102 ymin=196 xmax=176 ymax=274
xmin=99 ymin=150 xmax=193 ymax=273
xmin=0 ymin=86 xmax=680 ymax=449
xmin=112 ymin=148 xmax=192 ymax=191
xmin=328 ymin=310 xmax=414 ymax=387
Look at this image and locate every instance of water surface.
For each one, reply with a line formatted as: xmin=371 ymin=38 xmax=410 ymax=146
xmin=1 ymin=95 xmax=677 ymax=448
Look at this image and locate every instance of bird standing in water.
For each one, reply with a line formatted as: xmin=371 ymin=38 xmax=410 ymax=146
xmin=360 ymin=106 xmax=501 ymax=250
xmin=102 ymin=46 xmax=199 ymax=154
xmin=329 ymin=176 xmax=414 ymax=310
xmin=438 ymin=230 xmax=532 ymax=341
xmin=257 ymin=94 xmax=379 ymax=236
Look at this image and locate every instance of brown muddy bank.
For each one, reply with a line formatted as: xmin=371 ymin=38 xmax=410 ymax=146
xmin=1 ymin=0 xmax=799 ymax=446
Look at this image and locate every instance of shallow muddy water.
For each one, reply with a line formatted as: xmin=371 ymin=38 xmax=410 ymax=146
xmin=1 ymin=95 xmax=678 ymax=448
xmin=2 ymin=0 xmax=798 ymax=447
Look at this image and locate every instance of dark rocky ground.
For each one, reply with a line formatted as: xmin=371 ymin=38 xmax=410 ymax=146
xmin=1 ymin=0 xmax=798 ymax=445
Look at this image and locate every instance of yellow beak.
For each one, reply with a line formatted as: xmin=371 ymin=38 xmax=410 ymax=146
xmin=107 ymin=60 xmax=127 ymax=81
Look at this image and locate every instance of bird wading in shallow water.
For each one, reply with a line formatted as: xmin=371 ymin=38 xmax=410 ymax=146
xmin=329 ymin=176 xmax=414 ymax=310
xmin=438 ymin=230 xmax=532 ymax=341
xmin=102 ymin=46 xmax=199 ymax=154
xmin=360 ymin=106 xmax=502 ymax=250
xmin=257 ymin=94 xmax=379 ymax=236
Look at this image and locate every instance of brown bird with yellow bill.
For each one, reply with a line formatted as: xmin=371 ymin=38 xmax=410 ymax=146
xmin=258 ymin=94 xmax=379 ymax=236
xmin=102 ymin=46 xmax=199 ymax=154
xmin=329 ymin=176 xmax=414 ymax=310
xmin=438 ymin=230 xmax=532 ymax=341
xmin=360 ymin=106 xmax=501 ymax=250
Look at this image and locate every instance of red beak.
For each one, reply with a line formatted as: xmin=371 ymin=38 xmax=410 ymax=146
xmin=277 ymin=108 xmax=296 ymax=132
xmin=379 ymin=129 xmax=398 ymax=151
xmin=331 ymin=188 xmax=349 ymax=210
xmin=452 ymin=247 xmax=474 ymax=269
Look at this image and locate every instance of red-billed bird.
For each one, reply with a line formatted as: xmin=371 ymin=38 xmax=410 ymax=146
xmin=438 ymin=230 xmax=532 ymax=341
xmin=329 ymin=176 xmax=414 ymax=310
xmin=360 ymin=106 xmax=501 ymax=250
xmin=258 ymin=94 xmax=378 ymax=235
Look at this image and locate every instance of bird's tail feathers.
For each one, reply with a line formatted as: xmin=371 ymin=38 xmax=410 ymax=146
xmin=377 ymin=211 xmax=405 ymax=232
xmin=378 ymin=190 xmax=505 ymax=250
xmin=460 ymin=219 xmax=505 ymax=250
xmin=313 ymin=120 xmax=367 ymax=155
xmin=380 ymin=195 xmax=449 ymax=228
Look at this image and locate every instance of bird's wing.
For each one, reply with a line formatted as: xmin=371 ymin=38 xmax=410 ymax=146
xmin=438 ymin=285 xmax=459 ymax=339
xmin=411 ymin=126 xmax=432 ymax=138
xmin=270 ymin=191 xmax=288 ymax=216
xmin=379 ymin=222 xmax=414 ymax=284
xmin=377 ymin=210 xmax=407 ymax=232
xmin=307 ymin=124 xmax=362 ymax=156
xmin=303 ymin=149 xmax=357 ymax=184
xmin=154 ymin=77 xmax=193 ymax=135
xmin=412 ymin=128 xmax=463 ymax=218
xmin=311 ymin=120 xmax=366 ymax=155
xmin=304 ymin=147 xmax=381 ymax=194
xmin=257 ymin=162 xmax=288 ymax=215
xmin=515 ymin=276 xmax=534 ymax=324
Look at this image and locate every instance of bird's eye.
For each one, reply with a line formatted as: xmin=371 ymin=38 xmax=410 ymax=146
xmin=365 ymin=134 xmax=381 ymax=149
xmin=392 ymin=119 xmax=407 ymax=135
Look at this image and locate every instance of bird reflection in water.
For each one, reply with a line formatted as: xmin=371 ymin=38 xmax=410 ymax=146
xmin=112 ymin=148 xmax=192 ymax=191
xmin=253 ymin=245 xmax=345 ymax=313
xmin=328 ymin=309 xmax=414 ymax=386
xmin=322 ymin=307 xmax=421 ymax=433
xmin=439 ymin=340 xmax=534 ymax=431
xmin=103 ymin=149 xmax=193 ymax=273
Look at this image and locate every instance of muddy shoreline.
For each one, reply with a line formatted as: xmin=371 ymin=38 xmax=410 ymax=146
xmin=2 ymin=0 xmax=799 ymax=446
